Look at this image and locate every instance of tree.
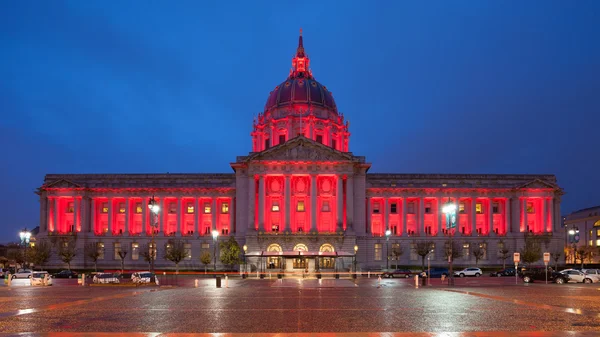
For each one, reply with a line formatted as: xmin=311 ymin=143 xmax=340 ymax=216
xmin=391 ymin=244 xmax=404 ymax=261
xmin=520 ymin=234 xmax=542 ymax=266
xmin=414 ymin=241 xmax=433 ymax=270
xmin=220 ymin=236 xmax=242 ymax=270
xmin=498 ymin=248 xmax=511 ymax=269
xmin=118 ymin=250 xmax=128 ymax=274
xmin=200 ymin=251 xmax=211 ymax=273
xmin=57 ymin=237 xmax=77 ymax=271
xmin=7 ymin=249 xmax=25 ymax=267
xmin=550 ymin=251 xmax=562 ymax=270
xmin=85 ymin=243 xmax=101 ymax=272
xmin=141 ymin=244 xmax=156 ymax=268
xmin=29 ymin=240 xmax=52 ymax=269
xmin=443 ymin=240 xmax=464 ymax=261
xmin=472 ymin=244 xmax=485 ymax=266
xmin=164 ymin=240 xmax=186 ymax=274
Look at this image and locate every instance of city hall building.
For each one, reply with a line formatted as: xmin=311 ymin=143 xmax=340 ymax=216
xmin=36 ymin=33 xmax=565 ymax=272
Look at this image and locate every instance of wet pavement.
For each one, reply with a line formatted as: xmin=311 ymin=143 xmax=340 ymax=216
xmin=1 ymin=276 xmax=599 ymax=335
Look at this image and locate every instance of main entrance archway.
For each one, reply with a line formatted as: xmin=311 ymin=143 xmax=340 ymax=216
xmin=267 ymin=243 xmax=282 ymax=269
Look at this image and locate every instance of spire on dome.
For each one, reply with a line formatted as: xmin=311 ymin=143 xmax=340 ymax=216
xmin=290 ymin=28 xmax=312 ymax=79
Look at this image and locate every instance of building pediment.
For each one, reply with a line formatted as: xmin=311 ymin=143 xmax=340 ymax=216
xmin=44 ymin=178 xmax=83 ymax=189
xmin=242 ymin=136 xmax=360 ymax=163
xmin=515 ymin=178 xmax=559 ymax=190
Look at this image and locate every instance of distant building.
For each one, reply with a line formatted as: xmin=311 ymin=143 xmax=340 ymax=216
xmin=564 ymin=205 xmax=600 ymax=263
xmin=35 ymin=32 xmax=565 ymax=271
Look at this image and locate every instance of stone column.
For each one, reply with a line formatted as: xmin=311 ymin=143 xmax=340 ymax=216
xmin=541 ymin=198 xmax=547 ymax=233
xmin=107 ymin=197 xmax=113 ymax=236
xmin=346 ymin=175 xmax=354 ymax=227
xmin=437 ymin=197 xmax=442 ymax=236
xmin=194 ymin=198 xmax=199 ymax=235
xmin=384 ymin=198 xmax=389 ymax=232
xmin=212 ymin=197 xmax=218 ymax=232
xmin=125 ymin=198 xmax=130 ymax=235
xmin=336 ymin=175 xmax=343 ymax=231
xmin=505 ymin=197 xmax=511 ymax=234
xmin=248 ymin=176 xmax=255 ymax=229
xmin=511 ymin=197 xmax=519 ymax=233
xmin=402 ymin=198 xmax=407 ymax=236
xmin=53 ymin=198 xmax=59 ymax=233
xmin=258 ymin=176 xmax=265 ymax=231
xmin=229 ymin=197 xmax=235 ymax=233
xmin=285 ymin=175 xmax=291 ymax=232
xmin=311 ymin=174 xmax=317 ymax=232
xmin=488 ymin=198 xmax=494 ymax=235
xmin=73 ymin=197 xmax=79 ymax=233
xmin=548 ymin=198 xmax=554 ymax=233
xmin=141 ymin=197 xmax=147 ymax=234
xmin=523 ymin=198 xmax=528 ymax=233
xmin=366 ymin=198 xmax=371 ymax=234
xmin=176 ymin=197 xmax=182 ymax=236
xmin=159 ymin=198 xmax=164 ymax=234
xmin=39 ymin=197 xmax=48 ymax=233
xmin=471 ymin=197 xmax=477 ymax=235
xmin=91 ymin=198 xmax=96 ymax=234
xmin=418 ymin=197 xmax=425 ymax=235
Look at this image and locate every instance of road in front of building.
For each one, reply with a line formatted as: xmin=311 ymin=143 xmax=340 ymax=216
xmin=1 ymin=276 xmax=599 ymax=336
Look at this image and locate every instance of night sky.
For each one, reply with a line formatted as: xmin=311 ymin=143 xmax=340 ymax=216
xmin=1 ymin=1 xmax=599 ymax=242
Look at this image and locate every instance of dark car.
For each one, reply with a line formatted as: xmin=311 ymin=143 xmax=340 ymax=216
xmin=425 ymin=267 xmax=449 ymax=278
xmin=53 ymin=270 xmax=78 ymax=279
xmin=490 ymin=268 xmax=516 ymax=277
xmin=519 ymin=266 xmax=569 ymax=284
xmin=381 ymin=269 xmax=413 ymax=278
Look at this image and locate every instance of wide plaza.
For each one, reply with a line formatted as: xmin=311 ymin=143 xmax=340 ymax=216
xmin=1 ymin=276 xmax=599 ymax=336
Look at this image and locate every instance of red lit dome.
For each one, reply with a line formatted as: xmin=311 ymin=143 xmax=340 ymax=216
xmin=264 ymin=77 xmax=337 ymax=113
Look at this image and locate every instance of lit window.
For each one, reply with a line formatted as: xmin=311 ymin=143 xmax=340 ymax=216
xmin=596 ymin=229 xmax=600 ymax=236
xmin=101 ymin=203 xmax=108 ymax=213
xmin=459 ymin=203 xmax=465 ymax=213
xmin=135 ymin=203 xmax=142 ymax=214
xmin=322 ymin=201 xmax=330 ymax=212
xmin=596 ymin=240 xmax=600 ymax=246
xmin=589 ymin=240 xmax=593 ymax=247
xmin=272 ymin=224 xmax=279 ymax=232
xmin=297 ymin=201 xmax=305 ymax=212
xmin=201 ymin=243 xmax=210 ymax=249
xmin=462 ymin=243 xmax=470 ymax=257
xmin=527 ymin=202 xmax=535 ymax=214
xmin=67 ymin=202 xmax=74 ymax=213
xmin=204 ymin=203 xmax=211 ymax=214
xmin=271 ymin=202 xmax=280 ymax=212
xmin=476 ymin=203 xmax=483 ymax=214
xmin=187 ymin=205 xmax=194 ymax=214
xmin=132 ymin=243 xmax=139 ymax=260
xmin=374 ymin=243 xmax=382 ymax=261
xmin=184 ymin=243 xmax=192 ymax=260
xmin=221 ymin=203 xmax=229 ymax=214
xmin=119 ymin=203 xmax=126 ymax=213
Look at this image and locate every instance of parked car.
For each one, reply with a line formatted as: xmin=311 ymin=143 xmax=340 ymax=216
xmin=454 ymin=268 xmax=482 ymax=277
xmin=30 ymin=271 xmax=53 ymax=286
xmin=11 ymin=269 xmax=33 ymax=279
xmin=520 ymin=266 xmax=569 ymax=284
xmin=381 ymin=269 xmax=413 ymax=278
xmin=53 ymin=270 xmax=78 ymax=279
xmin=559 ymin=269 xmax=599 ymax=283
xmin=93 ymin=273 xmax=120 ymax=284
xmin=425 ymin=268 xmax=449 ymax=278
xmin=490 ymin=268 xmax=516 ymax=277
xmin=131 ymin=271 xmax=159 ymax=285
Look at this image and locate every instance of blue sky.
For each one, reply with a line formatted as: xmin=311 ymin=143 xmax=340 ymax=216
xmin=1 ymin=1 xmax=599 ymax=242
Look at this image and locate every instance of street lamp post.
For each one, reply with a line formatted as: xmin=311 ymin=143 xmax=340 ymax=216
xmin=442 ymin=199 xmax=457 ymax=286
xmin=19 ymin=228 xmax=31 ymax=268
xmin=147 ymin=196 xmax=160 ymax=274
xmin=353 ymin=244 xmax=358 ymax=279
xmin=385 ymin=230 xmax=391 ymax=270
xmin=212 ymin=230 xmax=219 ymax=272
xmin=427 ymin=249 xmax=433 ymax=286
xmin=243 ymin=244 xmax=248 ymax=277
xmin=567 ymin=226 xmax=579 ymax=264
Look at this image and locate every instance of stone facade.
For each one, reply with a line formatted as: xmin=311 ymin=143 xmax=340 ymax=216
xmin=34 ymin=32 xmax=565 ymax=271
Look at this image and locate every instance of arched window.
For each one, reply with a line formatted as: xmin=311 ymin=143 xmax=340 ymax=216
xmin=267 ymin=243 xmax=282 ymax=252
xmin=319 ymin=243 xmax=335 ymax=252
xmin=594 ymin=220 xmax=600 ymax=227
xmin=293 ymin=243 xmax=308 ymax=251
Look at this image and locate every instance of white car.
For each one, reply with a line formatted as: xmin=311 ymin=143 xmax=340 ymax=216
xmin=30 ymin=271 xmax=53 ymax=286
xmin=11 ymin=269 xmax=33 ymax=279
xmin=454 ymin=268 xmax=482 ymax=277
xmin=560 ymin=269 xmax=598 ymax=283
xmin=131 ymin=271 xmax=159 ymax=285
xmin=93 ymin=273 xmax=120 ymax=284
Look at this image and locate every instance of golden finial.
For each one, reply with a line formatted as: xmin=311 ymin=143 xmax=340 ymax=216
xmin=299 ymin=28 xmax=302 ymax=36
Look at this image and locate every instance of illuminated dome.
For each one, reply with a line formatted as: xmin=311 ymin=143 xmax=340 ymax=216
xmin=263 ymin=30 xmax=337 ymax=114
